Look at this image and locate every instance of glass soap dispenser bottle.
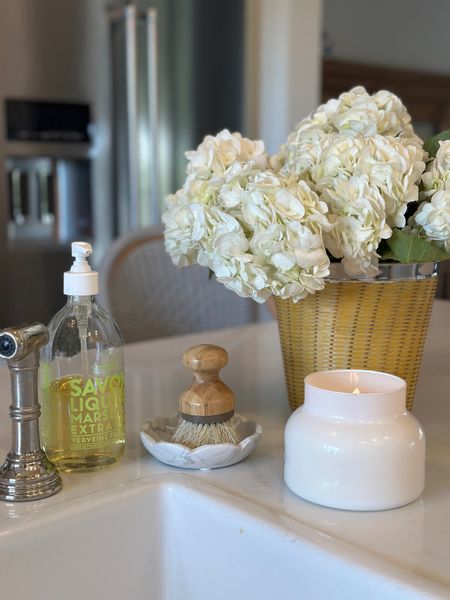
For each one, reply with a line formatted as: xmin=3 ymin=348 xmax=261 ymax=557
xmin=40 ymin=241 xmax=125 ymax=472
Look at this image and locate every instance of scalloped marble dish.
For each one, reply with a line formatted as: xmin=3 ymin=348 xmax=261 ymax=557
xmin=140 ymin=415 xmax=262 ymax=470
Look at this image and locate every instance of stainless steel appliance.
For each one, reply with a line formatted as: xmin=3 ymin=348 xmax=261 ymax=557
xmin=5 ymin=99 xmax=92 ymax=244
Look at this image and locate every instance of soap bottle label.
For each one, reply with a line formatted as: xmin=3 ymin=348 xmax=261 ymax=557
xmin=41 ymin=373 xmax=125 ymax=460
xmin=67 ymin=374 xmax=125 ymax=450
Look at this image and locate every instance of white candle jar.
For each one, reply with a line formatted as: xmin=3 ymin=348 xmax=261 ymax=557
xmin=284 ymin=370 xmax=426 ymax=511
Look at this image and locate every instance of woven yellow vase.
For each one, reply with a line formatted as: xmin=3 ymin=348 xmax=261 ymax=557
xmin=274 ymin=263 xmax=438 ymax=412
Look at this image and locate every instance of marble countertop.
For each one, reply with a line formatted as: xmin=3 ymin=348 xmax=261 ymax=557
xmin=0 ymin=301 xmax=449 ymax=598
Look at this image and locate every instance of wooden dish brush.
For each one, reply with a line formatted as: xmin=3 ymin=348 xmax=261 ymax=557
xmin=172 ymin=344 xmax=240 ymax=449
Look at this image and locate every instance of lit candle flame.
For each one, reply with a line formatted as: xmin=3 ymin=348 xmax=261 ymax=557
xmin=349 ymin=371 xmax=359 ymax=394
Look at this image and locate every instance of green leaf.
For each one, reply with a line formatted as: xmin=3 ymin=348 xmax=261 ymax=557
xmin=385 ymin=229 xmax=450 ymax=263
xmin=423 ymin=129 xmax=450 ymax=158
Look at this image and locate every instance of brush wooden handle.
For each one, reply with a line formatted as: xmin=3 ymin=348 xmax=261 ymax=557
xmin=179 ymin=344 xmax=235 ymax=422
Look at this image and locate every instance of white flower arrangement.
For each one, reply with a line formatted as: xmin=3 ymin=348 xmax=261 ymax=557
xmin=163 ymin=87 xmax=450 ymax=303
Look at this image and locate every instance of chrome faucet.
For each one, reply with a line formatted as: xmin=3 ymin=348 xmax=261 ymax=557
xmin=0 ymin=323 xmax=62 ymax=502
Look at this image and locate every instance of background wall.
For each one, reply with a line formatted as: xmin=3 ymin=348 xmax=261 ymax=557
xmin=323 ymin=0 xmax=450 ymax=74
xmin=245 ymin=0 xmax=323 ymax=154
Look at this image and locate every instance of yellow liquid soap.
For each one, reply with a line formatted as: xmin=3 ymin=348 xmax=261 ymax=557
xmin=41 ymin=373 xmax=125 ymax=473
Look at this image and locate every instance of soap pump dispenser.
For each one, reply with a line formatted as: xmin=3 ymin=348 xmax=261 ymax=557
xmin=40 ymin=242 xmax=125 ymax=472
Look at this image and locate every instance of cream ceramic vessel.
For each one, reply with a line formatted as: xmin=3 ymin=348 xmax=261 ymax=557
xmin=284 ymin=370 xmax=426 ymax=511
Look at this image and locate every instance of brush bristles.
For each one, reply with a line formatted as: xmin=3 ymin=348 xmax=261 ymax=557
xmin=172 ymin=415 xmax=240 ymax=449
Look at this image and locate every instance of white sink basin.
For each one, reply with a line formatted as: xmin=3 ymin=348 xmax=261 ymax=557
xmin=0 ymin=476 xmax=436 ymax=600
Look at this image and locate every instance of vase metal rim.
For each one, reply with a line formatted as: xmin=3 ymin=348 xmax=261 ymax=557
xmin=326 ymin=261 xmax=438 ymax=282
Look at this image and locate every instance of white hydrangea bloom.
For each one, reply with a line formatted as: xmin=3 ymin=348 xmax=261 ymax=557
xmin=371 ymin=89 xmax=418 ymax=141
xmin=296 ymin=87 xmax=379 ymax=136
xmin=209 ymin=170 xmax=331 ymax=302
xmin=434 ymin=140 xmax=450 ymax=170
xmin=414 ymin=190 xmax=450 ymax=252
xmin=420 ymin=140 xmax=450 ymax=199
xmin=163 ymin=130 xmax=332 ymax=303
xmin=164 ymin=132 xmax=269 ymax=272
xmin=309 ymin=134 xmax=363 ymax=190
xmin=282 ymin=132 xmax=424 ymax=232
xmin=289 ymin=86 xmax=420 ymax=141
xmin=272 ymin=87 xmax=428 ymax=276
xmin=162 ymin=192 xmax=206 ymax=266
xmin=357 ymin=135 xmax=425 ymax=227
xmin=185 ymin=129 xmax=268 ymax=178
xmin=278 ymin=87 xmax=423 ymax=184
xmin=279 ymin=128 xmax=329 ymax=180
xmin=321 ymin=176 xmax=392 ymax=276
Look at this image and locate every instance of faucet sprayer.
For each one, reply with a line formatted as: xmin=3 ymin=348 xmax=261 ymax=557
xmin=0 ymin=323 xmax=62 ymax=502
